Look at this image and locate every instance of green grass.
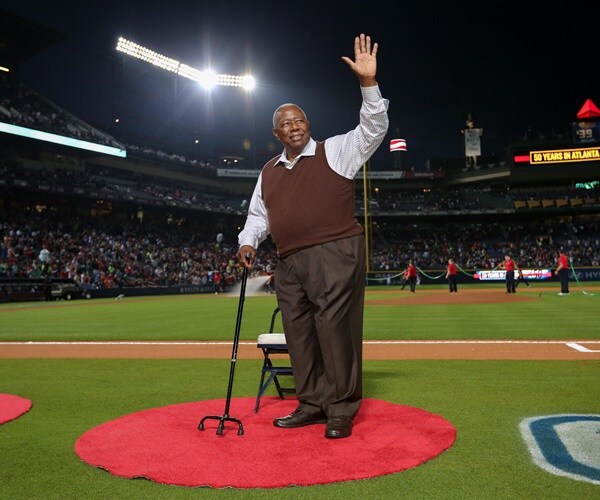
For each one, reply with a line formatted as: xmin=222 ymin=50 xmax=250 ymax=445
xmin=0 ymin=359 xmax=597 ymax=499
xmin=1 ymin=283 xmax=599 ymax=341
xmin=0 ymin=283 xmax=598 ymax=498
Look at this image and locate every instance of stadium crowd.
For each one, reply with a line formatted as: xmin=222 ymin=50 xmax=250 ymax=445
xmin=124 ymin=142 xmax=216 ymax=172
xmin=357 ymin=186 xmax=600 ymax=214
xmin=0 ymin=208 xmax=278 ymax=289
xmin=0 ymin=76 xmax=217 ymax=174
xmin=5 ymin=160 xmax=599 ymax=218
xmin=1 ymin=162 xmax=245 ymax=215
xmin=371 ymin=219 xmax=600 ymax=271
xmin=1 ymin=208 xmax=598 ymax=290
xmin=0 ymin=76 xmax=121 ymax=149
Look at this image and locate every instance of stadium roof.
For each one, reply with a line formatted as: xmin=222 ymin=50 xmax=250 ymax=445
xmin=0 ymin=9 xmax=66 ymax=72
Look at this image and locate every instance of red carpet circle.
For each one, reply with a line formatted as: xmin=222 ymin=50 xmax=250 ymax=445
xmin=75 ymin=397 xmax=456 ymax=488
xmin=0 ymin=394 xmax=32 ymax=425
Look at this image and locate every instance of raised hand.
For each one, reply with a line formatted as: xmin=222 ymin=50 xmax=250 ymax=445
xmin=341 ymin=33 xmax=378 ymax=86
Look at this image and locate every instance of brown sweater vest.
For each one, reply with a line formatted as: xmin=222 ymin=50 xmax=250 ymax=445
xmin=261 ymin=141 xmax=363 ymax=257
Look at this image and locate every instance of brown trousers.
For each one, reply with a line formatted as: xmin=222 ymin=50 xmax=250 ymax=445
xmin=274 ymin=234 xmax=365 ymax=418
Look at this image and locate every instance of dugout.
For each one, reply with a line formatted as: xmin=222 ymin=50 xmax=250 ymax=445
xmin=0 ymin=278 xmax=90 ymax=302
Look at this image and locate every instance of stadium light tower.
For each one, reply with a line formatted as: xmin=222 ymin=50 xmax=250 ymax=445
xmin=115 ymin=37 xmax=255 ymax=91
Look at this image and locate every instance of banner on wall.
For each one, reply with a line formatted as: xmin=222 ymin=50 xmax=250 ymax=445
xmin=473 ymin=269 xmax=552 ymax=281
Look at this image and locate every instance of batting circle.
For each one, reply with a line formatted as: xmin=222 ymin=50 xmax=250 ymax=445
xmin=75 ymin=397 xmax=456 ymax=488
xmin=0 ymin=394 xmax=32 ymax=425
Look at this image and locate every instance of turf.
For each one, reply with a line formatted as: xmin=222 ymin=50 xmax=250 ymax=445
xmin=0 ymin=359 xmax=597 ymax=498
xmin=1 ymin=284 xmax=598 ymax=498
xmin=1 ymin=284 xmax=599 ymax=341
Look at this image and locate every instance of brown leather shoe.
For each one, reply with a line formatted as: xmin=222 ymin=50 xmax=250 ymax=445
xmin=325 ymin=416 xmax=353 ymax=439
xmin=273 ymin=410 xmax=327 ymax=428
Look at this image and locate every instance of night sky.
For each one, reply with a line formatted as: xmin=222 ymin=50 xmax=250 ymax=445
xmin=4 ymin=1 xmax=599 ymax=169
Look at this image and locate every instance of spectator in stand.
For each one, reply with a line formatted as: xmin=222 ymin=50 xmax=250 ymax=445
xmin=39 ymin=245 xmax=51 ymax=265
xmin=446 ymin=258 xmax=458 ymax=293
xmin=555 ymin=250 xmax=570 ymax=295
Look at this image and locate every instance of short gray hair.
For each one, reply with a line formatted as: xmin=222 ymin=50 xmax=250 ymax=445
xmin=272 ymin=103 xmax=307 ymax=128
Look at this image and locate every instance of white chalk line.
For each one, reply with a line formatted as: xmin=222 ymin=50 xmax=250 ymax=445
xmin=1 ymin=340 xmax=599 ymax=349
xmin=565 ymin=342 xmax=600 ymax=353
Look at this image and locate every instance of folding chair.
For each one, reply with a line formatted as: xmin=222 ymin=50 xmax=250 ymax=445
xmin=254 ymin=307 xmax=295 ymax=412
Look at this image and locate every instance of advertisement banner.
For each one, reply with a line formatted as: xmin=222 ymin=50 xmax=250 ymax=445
xmin=474 ymin=269 xmax=552 ymax=281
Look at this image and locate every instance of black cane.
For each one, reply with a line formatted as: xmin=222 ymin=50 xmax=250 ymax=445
xmin=198 ymin=264 xmax=248 ymax=436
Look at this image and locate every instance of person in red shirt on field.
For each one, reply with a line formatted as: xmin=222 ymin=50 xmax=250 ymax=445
xmin=211 ymin=270 xmax=222 ymax=294
xmin=555 ymin=250 xmax=570 ymax=295
xmin=402 ymin=260 xmax=418 ymax=293
xmin=446 ymin=258 xmax=458 ymax=293
xmin=500 ymin=254 xmax=516 ymax=293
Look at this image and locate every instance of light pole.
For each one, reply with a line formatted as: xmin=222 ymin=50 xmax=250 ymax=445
xmin=115 ymin=37 xmax=256 ymax=162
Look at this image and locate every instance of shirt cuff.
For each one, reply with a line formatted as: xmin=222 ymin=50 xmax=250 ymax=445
xmin=361 ymin=84 xmax=382 ymax=101
xmin=238 ymin=235 xmax=260 ymax=249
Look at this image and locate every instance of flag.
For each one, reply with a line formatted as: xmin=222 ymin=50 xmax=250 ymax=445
xmin=390 ymin=139 xmax=407 ymax=152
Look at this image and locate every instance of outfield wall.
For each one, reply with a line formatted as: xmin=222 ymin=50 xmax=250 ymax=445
xmin=0 ymin=279 xmax=227 ymax=302
xmin=2 ymin=268 xmax=599 ymax=301
xmin=366 ymin=267 xmax=600 ymax=286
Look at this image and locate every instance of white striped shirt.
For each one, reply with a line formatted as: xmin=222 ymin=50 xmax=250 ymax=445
xmin=238 ymin=85 xmax=389 ymax=249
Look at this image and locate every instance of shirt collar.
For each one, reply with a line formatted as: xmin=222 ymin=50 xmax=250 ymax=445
xmin=274 ymin=138 xmax=316 ymax=169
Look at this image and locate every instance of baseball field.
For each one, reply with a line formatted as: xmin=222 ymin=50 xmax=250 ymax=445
xmin=1 ymin=281 xmax=599 ymax=498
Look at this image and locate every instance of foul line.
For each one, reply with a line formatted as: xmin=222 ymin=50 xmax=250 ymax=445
xmin=1 ymin=340 xmax=599 ymax=347
xmin=565 ymin=342 xmax=600 ymax=353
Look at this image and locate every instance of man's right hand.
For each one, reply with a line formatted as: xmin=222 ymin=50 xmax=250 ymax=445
xmin=342 ymin=33 xmax=378 ymax=87
xmin=237 ymin=245 xmax=255 ymax=269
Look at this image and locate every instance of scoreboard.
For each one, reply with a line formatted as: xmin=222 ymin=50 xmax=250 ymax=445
xmin=572 ymin=121 xmax=600 ymax=144
xmin=511 ymin=119 xmax=600 ymax=168
xmin=528 ymin=146 xmax=600 ymax=165
xmin=513 ymin=145 xmax=600 ymax=166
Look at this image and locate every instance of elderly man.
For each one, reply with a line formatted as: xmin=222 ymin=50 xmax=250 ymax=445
xmin=237 ymin=34 xmax=389 ymax=439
